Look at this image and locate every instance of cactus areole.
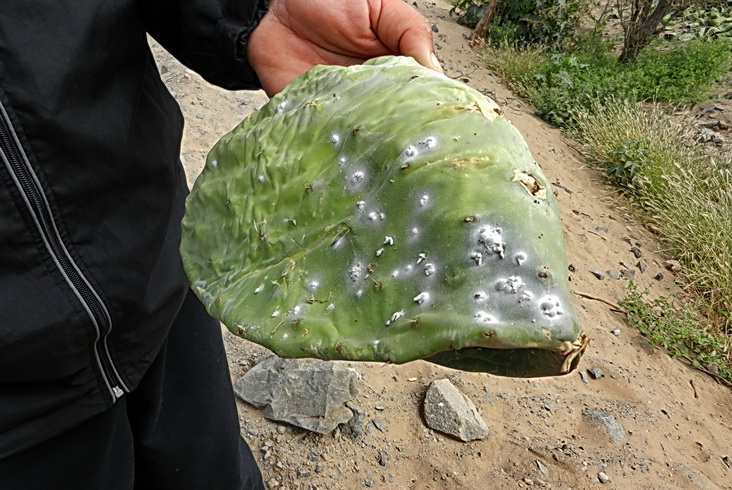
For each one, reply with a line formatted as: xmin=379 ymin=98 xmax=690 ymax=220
xmin=180 ymin=56 xmax=588 ymax=377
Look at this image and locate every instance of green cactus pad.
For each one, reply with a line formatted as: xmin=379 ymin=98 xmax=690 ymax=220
xmin=180 ymin=56 xmax=587 ymax=377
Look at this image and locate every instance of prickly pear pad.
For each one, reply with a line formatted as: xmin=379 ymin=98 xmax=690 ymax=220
xmin=181 ymin=56 xmax=587 ymax=377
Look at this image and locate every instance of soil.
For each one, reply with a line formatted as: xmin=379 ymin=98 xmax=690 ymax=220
xmin=151 ymin=1 xmax=732 ymax=488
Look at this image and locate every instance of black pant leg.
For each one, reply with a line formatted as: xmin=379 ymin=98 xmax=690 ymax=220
xmin=127 ymin=290 xmax=264 ymax=490
xmin=0 ymin=399 xmax=135 ymax=490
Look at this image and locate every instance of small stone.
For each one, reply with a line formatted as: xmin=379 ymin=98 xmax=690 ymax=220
xmin=523 ymin=477 xmax=534 ymax=485
xmin=620 ymin=268 xmax=636 ymax=280
xmin=630 ymin=246 xmax=642 ymax=258
xmin=589 ymin=268 xmax=605 ymax=280
xmin=636 ymin=260 xmax=647 ymax=273
xmin=423 ymin=379 xmax=489 ymax=442
xmin=247 ymin=428 xmax=260 ymax=436
xmin=611 ymin=329 xmax=621 ymax=337
xmin=595 ymin=226 xmax=609 ymax=233
xmin=267 ymin=478 xmax=280 ymax=488
xmin=584 ymin=409 xmax=627 ymax=444
xmin=298 ymin=470 xmax=311 ymax=478
xmin=664 ymin=259 xmax=682 ymax=273
xmin=364 ymin=477 xmax=374 ymax=487
xmin=579 ymin=371 xmax=589 ymax=384
xmin=372 ymin=418 xmax=386 ymax=432
xmin=588 ymin=367 xmax=605 ymax=379
xmin=598 ymin=471 xmax=611 ymax=483
xmin=431 ymin=24 xmax=439 ymax=32
xmin=607 ymin=269 xmax=621 ymax=279
xmin=654 ymin=272 xmax=664 ymax=281
xmin=536 ymin=460 xmax=549 ymax=475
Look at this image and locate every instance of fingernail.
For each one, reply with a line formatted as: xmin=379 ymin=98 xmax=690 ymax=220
xmin=430 ymin=52 xmax=444 ymax=74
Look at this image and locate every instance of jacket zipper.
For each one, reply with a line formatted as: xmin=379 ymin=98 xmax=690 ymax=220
xmin=0 ymin=101 xmax=128 ymax=401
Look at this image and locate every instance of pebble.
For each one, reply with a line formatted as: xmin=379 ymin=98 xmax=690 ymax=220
xmin=589 ymin=268 xmax=606 ymax=280
xmin=579 ymin=371 xmax=589 ymax=384
xmin=588 ymin=367 xmax=605 ymax=379
xmin=637 ymin=260 xmax=647 ymax=273
xmin=620 ymin=268 xmax=636 ymax=280
xmin=611 ymin=329 xmax=621 ymax=337
xmin=598 ymin=471 xmax=611 ymax=483
xmin=654 ymin=272 xmax=664 ymax=281
xmin=372 ymin=418 xmax=386 ymax=432
xmin=595 ymin=226 xmax=609 ymax=233
xmin=607 ymin=269 xmax=621 ymax=279
xmin=630 ymin=246 xmax=643 ymax=258
xmin=364 ymin=477 xmax=374 ymax=487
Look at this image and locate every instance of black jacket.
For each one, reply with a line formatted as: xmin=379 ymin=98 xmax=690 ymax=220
xmin=0 ymin=0 xmax=267 ymax=458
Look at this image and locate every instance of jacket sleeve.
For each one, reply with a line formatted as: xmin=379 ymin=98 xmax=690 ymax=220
xmin=138 ymin=0 xmax=269 ymax=90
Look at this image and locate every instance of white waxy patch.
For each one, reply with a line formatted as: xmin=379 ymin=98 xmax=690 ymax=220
xmin=271 ymin=309 xmax=280 ymax=318
xmin=391 ymin=269 xmax=400 ymax=279
xmin=368 ymin=211 xmax=379 ymax=222
xmin=410 ymin=227 xmax=419 ymax=237
xmin=253 ymin=284 xmax=264 ymax=294
xmin=385 ymin=310 xmax=405 ymax=326
xmin=281 ymin=333 xmax=289 ymax=340
xmin=326 ymin=303 xmax=335 ymax=311
xmin=379 ymin=212 xmax=386 ymax=221
xmin=383 ymin=236 xmax=395 ymax=246
xmin=478 ymin=226 xmax=505 ymax=258
xmin=413 ymin=292 xmax=429 ymax=304
xmin=404 ymin=145 xmax=417 ymax=158
xmin=356 ymin=200 xmax=366 ymax=211
xmin=330 ymin=133 xmax=341 ymax=145
xmin=290 ymin=305 xmax=302 ymax=316
xmin=376 ymin=248 xmax=384 ymax=257
xmin=338 ymin=157 xmax=346 ymax=165
xmin=515 ymin=252 xmax=528 ymax=266
xmin=276 ymin=101 xmax=288 ymax=112
xmin=419 ymin=194 xmax=430 ymax=208
xmin=470 ymin=251 xmax=483 ymax=266
xmin=473 ymin=291 xmax=488 ymax=301
xmin=284 ymin=218 xmax=297 ymax=226
xmin=258 ymin=175 xmax=265 ymax=183
xmin=474 ymin=311 xmax=497 ymax=324
xmin=404 ymin=264 xmax=414 ymax=274
xmin=356 ymin=289 xmax=364 ymax=298
xmin=306 ymin=280 xmax=320 ymax=292
xmin=349 ymin=262 xmax=364 ymax=283
xmin=518 ymin=290 xmax=534 ymax=304
xmin=210 ymin=159 xmax=218 ymax=168
xmin=421 ymin=137 xmax=437 ymax=149
xmin=350 ymin=171 xmax=365 ymax=186
xmin=539 ymin=296 xmax=564 ymax=318
xmin=416 ymin=253 xmax=427 ymax=264
xmin=496 ymin=276 xmax=524 ymax=294
xmin=423 ymin=263 xmax=436 ymax=276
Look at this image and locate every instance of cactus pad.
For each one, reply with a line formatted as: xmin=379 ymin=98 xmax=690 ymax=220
xmin=180 ymin=56 xmax=587 ymax=377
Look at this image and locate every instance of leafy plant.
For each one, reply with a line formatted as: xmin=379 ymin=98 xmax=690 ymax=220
xmin=620 ymin=282 xmax=731 ymax=386
xmin=605 ymin=139 xmax=651 ymax=186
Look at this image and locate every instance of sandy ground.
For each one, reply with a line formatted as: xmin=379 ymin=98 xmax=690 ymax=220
xmin=153 ymin=1 xmax=732 ymax=488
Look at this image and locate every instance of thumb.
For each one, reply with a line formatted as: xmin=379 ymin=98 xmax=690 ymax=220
xmin=373 ymin=0 xmax=443 ymax=73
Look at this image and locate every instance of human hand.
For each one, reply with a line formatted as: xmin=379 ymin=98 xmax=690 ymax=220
xmin=247 ymin=0 xmax=441 ymax=96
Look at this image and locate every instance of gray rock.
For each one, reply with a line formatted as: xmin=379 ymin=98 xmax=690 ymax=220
xmin=340 ymin=401 xmax=366 ymax=439
xmin=587 ymin=367 xmax=605 ymax=379
xmin=233 ymin=355 xmax=359 ymax=434
xmin=598 ymin=471 xmax=611 ymax=483
xmin=584 ymin=409 xmax=627 ymax=444
xmin=620 ymin=268 xmax=636 ymax=280
xmin=607 ymin=269 xmax=621 ymax=280
xmin=423 ymin=379 xmax=489 ymax=442
xmin=588 ymin=267 xmax=606 ymax=280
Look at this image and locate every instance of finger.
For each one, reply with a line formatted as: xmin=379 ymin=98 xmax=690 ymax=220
xmin=371 ymin=0 xmax=443 ymax=73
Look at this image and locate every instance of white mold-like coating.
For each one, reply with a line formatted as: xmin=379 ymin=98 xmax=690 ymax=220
xmin=404 ymin=145 xmax=417 ymax=158
xmin=276 ymin=100 xmax=288 ymax=113
xmin=518 ymin=290 xmax=534 ymax=304
xmin=477 ymin=226 xmax=505 ymax=258
xmin=404 ymin=264 xmax=414 ymax=274
xmin=348 ymin=261 xmax=365 ymax=283
xmin=413 ymin=292 xmax=429 ymax=304
xmin=210 ymin=159 xmax=218 ymax=168
xmin=470 ymin=251 xmax=483 ymax=266
xmin=391 ymin=269 xmax=400 ymax=279
xmin=423 ymin=263 xmax=436 ymax=276
xmin=378 ymin=212 xmax=386 ymax=221
xmin=284 ymin=218 xmax=297 ymax=226
xmin=368 ymin=211 xmax=379 ymax=222
xmin=289 ymin=304 xmax=302 ymax=317
xmin=515 ymin=252 xmax=528 ymax=266
xmin=385 ymin=310 xmax=405 ymax=326
xmin=349 ymin=170 xmax=365 ymax=186
xmin=421 ymin=136 xmax=437 ymax=149
xmin=330 ymin=133 xmax=341 ymax=145
xmin=383 ymin=236 xmax=395 ymax=246
xmin=271 ymin=309 xmax=281 ymax=318
xmin=473 ymin=291 xmax=488 ymax=301
xmin=410 ymin=227 xmax=419 ymax=237
xmin=496 ymin=276 xmax=524 ymax=294
xmin=376 ymin=248 xmax=384 ymax=257
xmin=338 ymin=156 xmax=346 ymax=165
xmin=474 ymin=311 xmax=497 ymax=324
xmin=539 ymin=296 xmax=564 ymax=318
xmin=281 ymin=333 xmax=289 ymax=340
xmin=257 ymin=175 xmax=265 ymax=183
xmin=253 ymin=284 xmax=264 ymax=294
xmin=326 ymin=303 xmax=335 ymax=311
xmin=356 ymin=200 xmax=366 ymax=211
xmin=416 ymin=252 xmax=427 ymax=264
xmin=306 ymin=279 xmax=320 ymax=292
xmin=419 ymin=194 xmax=430 ymax=208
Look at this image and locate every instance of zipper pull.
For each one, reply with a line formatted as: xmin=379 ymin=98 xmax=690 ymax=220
xmin=112 ymin=386 xmax=124 ymax=398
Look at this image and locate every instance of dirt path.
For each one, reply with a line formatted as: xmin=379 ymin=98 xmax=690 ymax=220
xmin=154 ymin=2 xmax=732 ymax=488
